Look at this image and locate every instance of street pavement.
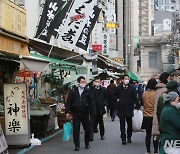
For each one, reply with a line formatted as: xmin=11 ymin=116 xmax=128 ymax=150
xmin=21 ymin=117 xmax=146 ymax=154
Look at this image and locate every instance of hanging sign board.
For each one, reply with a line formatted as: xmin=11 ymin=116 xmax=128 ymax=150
xmin=4 ymin=83 xmax=30 ymax=145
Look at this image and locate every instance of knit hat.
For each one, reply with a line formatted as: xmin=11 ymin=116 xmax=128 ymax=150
xmin=166 ymin=80 xmax=178 ymax=91
xmin=163 ymin=92 xmax=179 ymax=104
xmin=159 ymin=72 xmax=170 ymax=84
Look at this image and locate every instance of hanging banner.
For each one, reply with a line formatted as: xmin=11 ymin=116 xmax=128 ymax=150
xmin=76 ymin=5 xmax=100 ymax=51
xmin=76 ymin=6 xmax=101 ymax=51
xmin=35 ymin=0 xmax=65 ymax=42
xmin=49 ymin=0 xmax=74 ymax=38
xmin=102 ymin=33 xmax=109 ymax=55
xmin=4 ymin=83 xmax=30 ymax=145
xmin=57 ymin=0 xmax=96 ymax=50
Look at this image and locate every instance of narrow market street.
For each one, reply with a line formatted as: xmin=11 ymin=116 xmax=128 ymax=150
xmin=21 ymin=117 xmax=146 ymax=154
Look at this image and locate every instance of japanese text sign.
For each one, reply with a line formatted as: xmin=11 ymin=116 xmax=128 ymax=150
xmin=4 ymin=83 xmax=28 ymax=135
xmin=57 ymin=0 xmax=96 ymax=50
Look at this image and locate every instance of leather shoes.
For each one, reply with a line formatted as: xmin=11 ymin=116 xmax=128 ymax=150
xmin=122 ymin=141 xmax=126 ymax=145
xmin=127 ymin=138 xmax=132 ymax=143
xmin=101 ymin=136 xmax=105 ymax=140
xmin=85 ymin=145 xmax=90 ymax=149
xmin=74 ymin=147 xmax=80 ymax=151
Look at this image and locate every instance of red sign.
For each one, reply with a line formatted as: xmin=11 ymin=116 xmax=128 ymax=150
xmin=92 ymin=45 xmax=102 ymax=52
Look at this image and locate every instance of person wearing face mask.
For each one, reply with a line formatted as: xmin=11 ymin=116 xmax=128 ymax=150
xmin=152 ymin=72 xmax=171 ymax=154
xmin=90 ymin=77 xmax=108 ymax=140
xmin=159 ymin=92 xmax=180 ymax=154
xmin=65 ymin=76 xmax=95 ymax=151
xmin=114 ymin=75 xmax=141 ymax=145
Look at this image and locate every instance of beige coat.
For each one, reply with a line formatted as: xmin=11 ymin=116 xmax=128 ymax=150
xmin=152 ymin=83 xmax=167 ymax=135
xmin=142 ymin=90 xmax=156 ymax=117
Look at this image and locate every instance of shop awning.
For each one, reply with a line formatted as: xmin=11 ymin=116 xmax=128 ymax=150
xmin=29 ymin=39 xmax=83 ymax=64
xmin=0 ymin=29 xmax=29 ymax=56
xmin=20 ymin=56 xmax=49 ymax=72
xmin=97 ymin=54 xmax=128 ymax=73
xmin=128 ymin=71 xmax=142 ymax=82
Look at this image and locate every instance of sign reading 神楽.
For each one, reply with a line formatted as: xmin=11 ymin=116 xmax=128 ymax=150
xmin=4 ymin=83 xmax=30 ymax=145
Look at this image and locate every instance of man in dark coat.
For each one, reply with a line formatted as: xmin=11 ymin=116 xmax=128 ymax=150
xmin=90 ymin=77 xmax=108 ymax=140
xmin=114 ymin=75 xmax=140 ymax=145
xmin=107 ymin=80 xmax=117 ymax=121
xmin=65 ymin=76 xmax=95 ymax=151
xmin=133 ymin=81 xmax=143 ymax=106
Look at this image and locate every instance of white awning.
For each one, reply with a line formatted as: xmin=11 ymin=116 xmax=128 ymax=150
xmin=20 ymin=56 xmax=49 ymax=72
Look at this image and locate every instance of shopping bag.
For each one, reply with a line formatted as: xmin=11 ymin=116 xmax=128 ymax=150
xmin=132 ymin=109 xmax=143 ymax=132
xmin=63 ymin=122 xmax=72 ymax=141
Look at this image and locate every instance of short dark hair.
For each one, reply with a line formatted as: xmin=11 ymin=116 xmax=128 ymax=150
xmin=159 ymin=72 xmax=170 ymax=84
xmin=95 ymin=76 xmax=101 ymax=81
xmin=146 ymin=79 xmax=158 ymax=90
xmin=110 ymin=80 xmax=114 ymax=84
xmin=77 ymin=76 xmax=85 ymax=83
xmin=123 ymin=74 xmax=129 ymax=79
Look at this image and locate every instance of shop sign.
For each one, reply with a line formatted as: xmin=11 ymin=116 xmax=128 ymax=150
xmin=113 ymin=58 xmax=124 ymax=63
xmin=4 ymin=83 xmax=30 ymax=145
xmin=105 ymin=22 xmax=119 ymax=29
xmin=179 ymin=50 xmax=180 ymax=64
xmin=92 ymin=44 xmax=102 ymax=52
xmin=102 ymin=33 xmax=109 ymax=55
xmin=0 ymin=0 xmax=26 ymax=36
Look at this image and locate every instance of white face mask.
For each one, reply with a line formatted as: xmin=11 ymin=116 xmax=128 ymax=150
xmin=124 ymin=80 xmax=129 ymax=85
xmin=95 ymin=83 xmax=100 ymax=87
xmin=79 ymin=84 xmax=86 ymax=88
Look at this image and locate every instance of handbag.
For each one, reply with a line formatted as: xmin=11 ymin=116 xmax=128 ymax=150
xmin=132 ymin=109 xmax=143 ymax=132
xmin=63 ymin=121 xmax=72 ymax=141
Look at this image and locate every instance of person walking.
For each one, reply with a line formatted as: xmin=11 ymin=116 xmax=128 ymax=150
xmin=160 ymin=92 xmax=180 ymax=154
xmin=65 ymin=76 xmax=95 ymax=151
xmin=134 ymin=81 xmax=143 ymax=106
xmin=114 ymin=74 xmax=140 ymax=145
xmin=107 ymin=80 xmax=117 ymax=121
xmin=141 ymin=79 xmax=158 ymax=154
xmin=90 ymin=77 xmax=108 ymax=140
xmin=157 ymin=80 xmax=179 ymax=124
xmin=152 ymin=72 xmax=170 ymax=153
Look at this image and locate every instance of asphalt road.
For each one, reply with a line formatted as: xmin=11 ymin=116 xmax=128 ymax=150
xmin=24 ymin=117 xmax=146 ymax=154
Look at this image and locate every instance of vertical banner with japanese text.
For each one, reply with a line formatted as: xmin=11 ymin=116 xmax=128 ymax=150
xmin=4 ymin=83 xmax=28 ymax=136
xmin=57 ymin=0 xmax=96 ymax=50
xmin=35 ymin=0 xmax=65 ymax=42
xmin=76 ymin=6 xmax=101 ymax=51
xmin=102 ymin=33 xmax=109 ymax=55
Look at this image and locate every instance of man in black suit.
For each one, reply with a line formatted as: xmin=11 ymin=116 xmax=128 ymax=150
xmin=114 ymin=75 xmax=140 ymax=145
xmin=90 ymin=77 xmax=108 ymax=140
xmin=65 ymin=76 xmax=95 ymax=151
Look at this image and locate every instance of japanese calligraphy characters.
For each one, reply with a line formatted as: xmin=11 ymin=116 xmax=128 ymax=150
xmin=57 ymin=0 xmax=96 ymax=50
xmin=35 ymin=0 xmax=65 ymax=42
xmin=102 ymin=33 xmax=109 ymax=55
xmin=76 ymin=6 xmax=101 ymax=51
xmin=4 ymin=84 xmax=28 ymax=135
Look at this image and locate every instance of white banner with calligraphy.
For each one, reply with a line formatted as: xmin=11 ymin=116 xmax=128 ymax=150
xmin=57 ymin=0 xmax=96 ymax=51
xmin=4 ymin=83 xmax=28 ymax=136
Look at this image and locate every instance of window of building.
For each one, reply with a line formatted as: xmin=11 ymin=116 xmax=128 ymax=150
xmin=159 ymin=0 xmax=164 ymax=4
xmin=149 ymin=52 xmax=157 ymax=68
xmin=171 ymin=6 xmax=175 ymax=10
xmin=165 ymin=0 xmax=169 ymax=4
xmin=165 ymin=6 xmax=169 ymax=10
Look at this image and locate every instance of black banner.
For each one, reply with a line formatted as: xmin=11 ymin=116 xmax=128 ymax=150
xmin=49 ymin=0 xmax=74 ymax=38
xmin=76 ymin=6 xmax=101 ymax=51
xmin=35 ymin=0 xmax=65 ymax=42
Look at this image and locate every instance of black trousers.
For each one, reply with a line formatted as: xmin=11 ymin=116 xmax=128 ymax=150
xmin=73 ymin=114 xmax=90 ymax=147
xmin=89 ymin=115 xmax=94 ymax=139
xmin=110 ymin=109 xmax=116 ymax=120
xmin=119 ymin=116 xmax=132 ymax=141
xmin=94 ymin=115 xmax=105 ymax=136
